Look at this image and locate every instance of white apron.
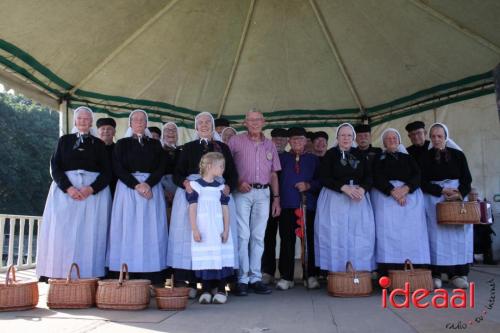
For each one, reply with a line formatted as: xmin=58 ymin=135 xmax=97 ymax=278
xmin=424 ymin=179 xmax=473 ymax=265
xmin=37 ymin=170 xmax=111 ymax=278
xmin=314 ymin=187 xmax=376 ymax=272
xmin=371 ymin=180 xmax=430 ymax=264
xmin=106 ymin=173 xmax=168 ymax=272
xmin=189 ymin=181 xmax=235 ymax=270
xmin=166 ymin=174 xmax=239 ymax=269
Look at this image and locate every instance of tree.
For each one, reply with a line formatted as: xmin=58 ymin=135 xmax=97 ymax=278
xmin=0 ymin=92 xmax=59 ymax=215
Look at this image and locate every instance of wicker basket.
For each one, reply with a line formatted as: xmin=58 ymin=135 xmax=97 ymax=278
xmin=155 ymin=275 xmax=189 ymax=310
xmin=437 ymin=201 xmax=480 ymax=224
xmin=327 ymin=261 xmax=372 ymax=297
xmin=47 ymin=263 xmax=98 ymax=309
xmin=388 ymin=259 xmax=433 ymax=292
xmin=95 ymin=263 xmax=151 ymax=310
xmin=0 ymin=265 xmax=39 ymax=311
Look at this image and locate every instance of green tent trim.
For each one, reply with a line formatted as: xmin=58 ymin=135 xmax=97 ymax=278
xmin=0 ymin=38 xmax=495 ymax=127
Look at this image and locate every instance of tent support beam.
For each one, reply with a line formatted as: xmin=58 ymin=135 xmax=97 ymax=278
xmin=217 ymin=0 xmax=257 ymax=118
xmin=494 ymin=63 xmax=500 ymax=121
xmin=308 ymin=0 xmax=366 ymax=117
xmin=68 ymin=0 xmax=180 ymax=95
xmin=58 ymin=99 xmax=69 ymax=136
xmin=0 ymin=67 xmax=59 ymax=108
xmin=409 ymin=0 xmax=500 ymax=55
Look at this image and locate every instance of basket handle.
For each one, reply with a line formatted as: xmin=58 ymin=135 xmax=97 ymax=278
xmin=459 ymin=201 xmax=467 ymax=214
xmin=171 ymin=274 xmax=175 ymax=287
xmin=444 ymin=192 xmax=463 ymax=202
xmin=345 ymin=261 xmax=359 ymax=277
xmin=444 ymin=192 xmax=470 ymax=214
xmin=66 ymin=262 xmax=81 ymax=283
xmin=118 ymin=263 xmax=129 ymax=285
xmin=5 ymin=265 xmax=17 ymax=286
xmin=404 ymin=259 xmax=415 ymax=272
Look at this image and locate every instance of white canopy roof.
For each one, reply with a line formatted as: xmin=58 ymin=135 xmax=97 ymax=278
xmin=0 ymin=0 xmax=499 ymax=128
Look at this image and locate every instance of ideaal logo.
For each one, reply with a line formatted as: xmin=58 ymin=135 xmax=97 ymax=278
xmin=379 ymin=277 xmax=496 ymax=330
xmin=379 ymin=276 xmax=474 ymax=309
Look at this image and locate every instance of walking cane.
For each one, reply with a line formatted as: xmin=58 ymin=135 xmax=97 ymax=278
xmin=294 ymin=192 xmax=309 ymax=284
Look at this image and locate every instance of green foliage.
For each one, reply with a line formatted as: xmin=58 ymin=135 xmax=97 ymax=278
xmin=0 ymin=92 xmax=58 ymax=215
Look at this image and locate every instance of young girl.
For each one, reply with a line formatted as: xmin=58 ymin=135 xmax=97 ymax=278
xmin=186 ymin=152 xmax=235 ymax=304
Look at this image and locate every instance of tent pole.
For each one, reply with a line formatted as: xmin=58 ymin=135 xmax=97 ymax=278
xmin=309 ymin=0 xmax=366 ymax=118
xmin=68 ymin=0 xmax=180 ymax=95
xmin=218 ymin=0 xmax=257 ymax=118
xmin=494 ymin=64 xmax=500 ymax=122
xmin=58 ymin=99 xmax=68 ymax=137
xmin=409 ymin=0 xmax=500 ymax=55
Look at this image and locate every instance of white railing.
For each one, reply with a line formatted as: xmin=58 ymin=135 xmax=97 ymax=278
xmin=0 ymin=214 xmax=41 ymax=272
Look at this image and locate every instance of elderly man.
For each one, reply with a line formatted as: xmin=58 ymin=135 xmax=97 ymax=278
xmin=405 ymin=121 xmax=430 ymax=167
xmin=275 ymin=127 xmax=320 ymax=290
xmin=97 ymin=117 xmax=117 ymax=195
xmin=215 ymin=117 xmax=230 ymax=135
xmin=229 ymin=109 xmax=281 ymax=295
xmin=148 ymin=126 xmax=162 ymax=140
xmin=305 ymin=131 xmax=315 ymax=153
xmin=354 ymin=124 xmax=382 ymax=164
xmin=270 ymin=127 xmax=288 ymax=154
xmin=312 ymin=131 xmax=329 ymax=158
xmin=261 ymin=128 xmax=287 ymax=284
xmin=97 ymin=117 xmax=116 ymax=147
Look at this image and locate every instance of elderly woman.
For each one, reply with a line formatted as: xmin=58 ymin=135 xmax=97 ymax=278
xmin=421 ymin=123 xmax=472 ymax=289
xmin=37 ymin=106 xmax=111 ymax=280
xmin=161 ymin=122 xmax=181 ymax=205
xmin=371 ymin=128 xmax=430 ymax=276
xmin=221 ymin=126 xmax=237 ymax=144
xmin=107 ymin=109 xmax=168 ymax=284
xmin=315 ymin=123 xmax=375 ymax=273
xmin=167 ymin=112 xmax=239 ymax=298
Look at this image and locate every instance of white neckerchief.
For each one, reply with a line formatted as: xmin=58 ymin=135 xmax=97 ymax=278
xmin=134 ymin=133 xmax=144 ymax=145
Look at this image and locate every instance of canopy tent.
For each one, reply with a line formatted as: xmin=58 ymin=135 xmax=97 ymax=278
xmin=1 ymin=0 xmax=499 ymax=130
xmin=1 ymin=0 xmax=500 ymax=255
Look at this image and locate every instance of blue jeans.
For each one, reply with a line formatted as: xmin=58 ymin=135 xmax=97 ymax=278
xmin=234 ymin=188 xmax=270 ymax=284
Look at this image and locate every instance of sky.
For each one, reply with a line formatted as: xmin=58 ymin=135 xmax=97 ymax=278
xmin=0 ymin=82 xmax=15 ymax=94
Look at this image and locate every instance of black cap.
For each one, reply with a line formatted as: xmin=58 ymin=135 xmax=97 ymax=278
xmin=288 ymin=127 xmax=307 ymax=137
xmin=313 ymin=131 xmax=329 ymax=141
xmin=215 ymin=118 xmax=230 ymax=127
xmin=405 ymin=121 xmax=426 ymax=132
xmin=96 ymin=117 xmax=116 ymax=128
xmin=148 ymin=126 xmax=161 ymax=136
xmin=306 ymin=131 xmax=315 ymax=140
xmin=270 ymin=127 xmax=288 ymax=138
xmin=354 ymin=124 xmax=371 ymax=133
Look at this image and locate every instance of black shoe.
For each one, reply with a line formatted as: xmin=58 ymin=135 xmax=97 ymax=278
xmin=483 ymin=251 xmax=497 ymax=265
xmin=233 ymin=283 xmax=248 ymax=296
xmin=249 ymin=281 xmax=272 ymax=294
xmin=483 ymin=258 xmax=497 ymax=265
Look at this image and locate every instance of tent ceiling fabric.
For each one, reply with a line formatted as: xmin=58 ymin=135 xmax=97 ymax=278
xmin=0 ymin=0 xmax=499 ymax=127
